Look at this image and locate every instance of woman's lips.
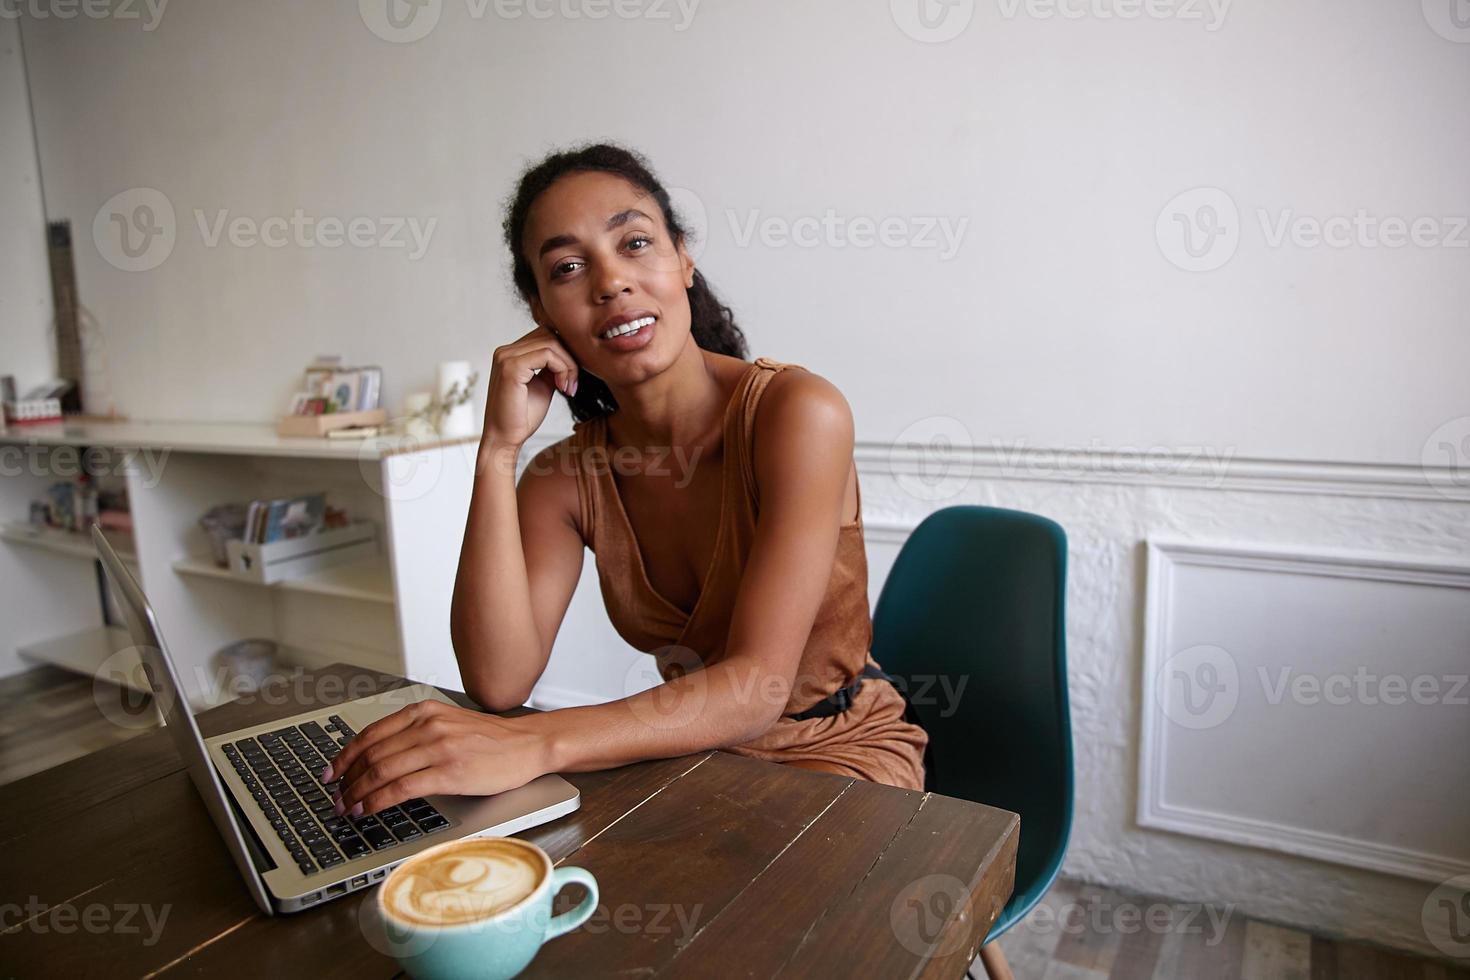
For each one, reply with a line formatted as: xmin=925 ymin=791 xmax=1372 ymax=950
xmin=598 ymin=317 xmax=656 ymax=352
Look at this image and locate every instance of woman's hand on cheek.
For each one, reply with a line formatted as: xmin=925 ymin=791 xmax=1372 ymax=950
xmin=322 ymin=699 xmax=550 ymax=817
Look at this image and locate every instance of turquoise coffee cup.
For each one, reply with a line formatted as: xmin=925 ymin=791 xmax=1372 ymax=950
xmin=370 ymin=836 xmax=598 ymax=980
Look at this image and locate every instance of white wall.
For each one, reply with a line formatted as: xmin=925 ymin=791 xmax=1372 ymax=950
xmin=15 ymin=0 xmax=1469 ymax=464
xmin=0 ymin=16 xmax=54 ymax=394
xmin=13 ymin=0 xmax=1470 ymax=960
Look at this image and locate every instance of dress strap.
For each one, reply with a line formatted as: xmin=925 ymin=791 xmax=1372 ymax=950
xmin=568 ymin=419 xmax=603 ymax=543
xmin=734 ymin=357 xmax=807 ymax=506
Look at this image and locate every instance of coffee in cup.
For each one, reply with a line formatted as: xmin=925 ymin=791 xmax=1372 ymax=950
xmin=371 ymin=836 xmax=597 ymax=980
xmin=382 ymin=837 xmax=545 ymax=927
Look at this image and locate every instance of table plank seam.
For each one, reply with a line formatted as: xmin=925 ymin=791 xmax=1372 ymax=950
xmin=651 ymin=776 xmax=860 ymax=977
xmin=770 ymin=791 xmax=934 ymax=978
xmin=551 ymin=751 xmax=715 ymax=868
xmin=145 ymin=914 xmax=257 ymax=979
xmin=0 ymin=879 xmax=115 ymax=936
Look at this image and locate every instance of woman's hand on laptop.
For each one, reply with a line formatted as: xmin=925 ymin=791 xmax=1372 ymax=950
xmin=323 ymin=699 xmax=552 ymax=817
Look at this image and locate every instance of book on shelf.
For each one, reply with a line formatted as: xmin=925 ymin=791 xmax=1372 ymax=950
xmin=242 ymin=492 xmax=326 ymax=545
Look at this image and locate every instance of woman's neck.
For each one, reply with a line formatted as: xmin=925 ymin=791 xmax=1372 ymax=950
xmin=604 ymin=344 xmax=734 ymax=453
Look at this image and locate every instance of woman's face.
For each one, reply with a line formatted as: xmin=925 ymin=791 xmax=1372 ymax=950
xmin=522 ymin=170 xmax=695 ymax=382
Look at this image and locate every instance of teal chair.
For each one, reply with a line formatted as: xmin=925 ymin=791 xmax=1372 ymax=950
xmin=870 ymin=505 xmax=1073 ymax=978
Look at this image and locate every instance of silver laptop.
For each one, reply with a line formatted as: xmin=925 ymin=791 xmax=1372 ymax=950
xmin=93 ymin=526 xmax=580 ymax=914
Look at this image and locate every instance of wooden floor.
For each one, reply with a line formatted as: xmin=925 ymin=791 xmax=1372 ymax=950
xmin=989 ymin=876 xmax=1467 ymax=979
xmin=2 ymin=666 xmax=1462 ymax=978
xmin=0 ymin=664 xmax=157 ymax=786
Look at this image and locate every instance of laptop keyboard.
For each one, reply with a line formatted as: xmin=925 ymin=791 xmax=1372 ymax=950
xmin=220 ymin=714 xmax=451 ymax=877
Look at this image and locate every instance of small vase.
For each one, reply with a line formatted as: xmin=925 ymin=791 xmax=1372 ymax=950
xmin=436 ymin=361 xmax=477 ymax=438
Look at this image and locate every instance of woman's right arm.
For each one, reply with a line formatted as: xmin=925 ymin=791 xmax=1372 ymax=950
xmin=450 ymin=327 xmax=583 ymax=712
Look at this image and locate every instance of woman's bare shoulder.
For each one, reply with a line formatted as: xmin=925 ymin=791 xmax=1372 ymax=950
xmin=750 ymin=366 xmax=855 ymax=477
xmin=756 ymin=366 xmax=854 ymax=440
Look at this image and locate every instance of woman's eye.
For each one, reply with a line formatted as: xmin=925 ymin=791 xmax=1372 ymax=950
xmin=551 ymin=259 xmax=582 ymax=278
xmin=626 ymin=235 xmax=652 ymax=252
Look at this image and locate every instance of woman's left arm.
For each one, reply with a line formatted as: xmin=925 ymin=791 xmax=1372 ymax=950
xmin=327 ymin=371 xmax=856 ymax=816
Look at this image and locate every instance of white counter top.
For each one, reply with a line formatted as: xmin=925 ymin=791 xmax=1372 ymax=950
xmin=0 ymin=419 xmax=481 ymax=461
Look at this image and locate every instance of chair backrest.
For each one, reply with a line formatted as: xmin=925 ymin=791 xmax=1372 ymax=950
xmin=871 ymin=505 xmax=1073 ymax=903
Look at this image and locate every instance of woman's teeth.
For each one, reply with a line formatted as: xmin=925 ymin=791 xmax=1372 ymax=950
xmin=601 ymin=316 xmax=655 ymax=340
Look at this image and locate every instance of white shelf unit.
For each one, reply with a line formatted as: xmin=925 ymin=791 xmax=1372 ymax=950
xmin=0 ymin=420 xmax=481 ymax=708
xmin=1 ymin=521 xmax=138 ymax=565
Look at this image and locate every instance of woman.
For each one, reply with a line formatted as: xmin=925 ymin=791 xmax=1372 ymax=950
xmin=325 ymin=143 xmax=928 ymax=818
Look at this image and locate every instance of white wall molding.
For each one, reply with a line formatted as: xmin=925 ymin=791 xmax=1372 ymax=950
xmin=1139 ymin=538 xmax=1470 ymax=885
xmin=525 ymin=430 xmax=1470 ymax=503
xmin=855 ymin=441 xmax=1468 ymax=503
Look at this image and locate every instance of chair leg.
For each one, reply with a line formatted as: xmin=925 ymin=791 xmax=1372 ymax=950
xmin=976 ymin=942 xmax=1015 ymax=980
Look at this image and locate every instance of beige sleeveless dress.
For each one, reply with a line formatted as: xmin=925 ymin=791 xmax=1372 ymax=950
xmin=563 ymin=357 xmax=928 ymax=791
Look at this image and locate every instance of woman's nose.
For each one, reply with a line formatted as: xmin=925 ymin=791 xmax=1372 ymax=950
xmin=593 ymin=261 xmax=633 ymax=301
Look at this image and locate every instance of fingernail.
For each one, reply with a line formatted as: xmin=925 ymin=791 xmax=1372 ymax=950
xmin=320 ymin=766 xmax=332 ymax=781
xmin=348 ymin=802 xmax=363 ymax=818
xmin=333 ymin=799 xmax=345 ymax=816
xmin=570 ymin=378 xmax=578 ymax=396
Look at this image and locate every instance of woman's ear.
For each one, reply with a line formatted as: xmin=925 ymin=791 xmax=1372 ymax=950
xmin=678 ymin=239 xmax=695 ymax=289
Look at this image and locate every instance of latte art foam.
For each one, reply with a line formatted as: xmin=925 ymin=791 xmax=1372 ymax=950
xmin=383 ymin=839 xmax=546 ymax=926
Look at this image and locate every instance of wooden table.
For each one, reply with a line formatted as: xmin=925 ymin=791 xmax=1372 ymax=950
xmin=0 ymin=664 xmax=1017 ymax=978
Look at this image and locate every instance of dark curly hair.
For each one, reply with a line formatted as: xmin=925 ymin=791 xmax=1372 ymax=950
xmin=501 ymin=141 xmax=749 ymax=423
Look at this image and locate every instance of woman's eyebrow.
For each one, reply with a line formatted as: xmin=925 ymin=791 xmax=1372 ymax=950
xmin=537 ymin=208 xmax=654 ymax=258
